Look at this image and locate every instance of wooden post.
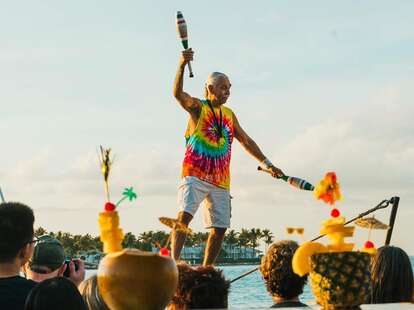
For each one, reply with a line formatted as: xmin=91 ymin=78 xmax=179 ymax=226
xmin=385 ymin=196 xmax=399 ymax=245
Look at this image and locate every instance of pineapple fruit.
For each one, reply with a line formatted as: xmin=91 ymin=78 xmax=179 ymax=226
xmin=320 ymin=217 xmax=354 ymax=252
xmin=292 ymin=216 xmax=372 ymax=308
xmin=292 ymin=242 xmax=327 ymax=276
xmin=310 ymin=252 xmax=371 ymax=309
xmin=99 ymin=210 xmax=124 ymax=253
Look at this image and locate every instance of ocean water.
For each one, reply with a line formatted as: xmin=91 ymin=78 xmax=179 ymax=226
xmin=86 ymin=257 xmax=414 ymax=308
xmin=222 ymin=264 xmax=310 ymax=308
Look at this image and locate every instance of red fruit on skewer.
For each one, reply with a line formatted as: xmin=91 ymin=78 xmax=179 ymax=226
xmin=330 ymin=208 xmax=340 ymax=218
xmin=105 ymin=202 xmax=116 ymax=212
xmin=364 ymin=241 xmax=374 ymax=249
xmin=159 ymin=248 xmax=170 ymax=256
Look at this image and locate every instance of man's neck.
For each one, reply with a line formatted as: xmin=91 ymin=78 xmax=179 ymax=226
xmin=26 ymin=268 xmax=60 ymax=283
xmin=207 ymin=98 xmax=222 ymax=108
xmin=272 ymin=296 xmax=300 ymax=304
xmin=0 ymin=260 xmax=23 ymax=278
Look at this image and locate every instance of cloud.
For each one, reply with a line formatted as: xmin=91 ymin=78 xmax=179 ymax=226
xmin=227 ymin=87 xmax=414 ymax=253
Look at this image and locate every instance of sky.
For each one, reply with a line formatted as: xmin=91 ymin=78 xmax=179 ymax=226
xmin=1 ymin=1 xmax=413 ymax=253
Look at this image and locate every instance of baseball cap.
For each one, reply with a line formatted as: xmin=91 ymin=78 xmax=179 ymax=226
xmin=29 ymin=235 xmax=65 ymax=273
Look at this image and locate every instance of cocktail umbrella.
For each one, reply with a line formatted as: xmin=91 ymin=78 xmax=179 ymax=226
xmin=159 ymin=217 xmax=193 ymax=254
xmin=159 ymin=217 xmax=193 ymax=234
xmin=355 ymin=217 xmax=389 ymax=230
xmin=355 ymin=217 xmax=388 ymax=249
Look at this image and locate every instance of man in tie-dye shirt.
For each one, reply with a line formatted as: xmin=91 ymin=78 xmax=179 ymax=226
xmin=172 ymin=49 xmax=284 ymax=265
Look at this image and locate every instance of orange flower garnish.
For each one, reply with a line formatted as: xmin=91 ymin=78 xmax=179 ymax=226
xmin=314 ymin=172 xmax=342 ymax=205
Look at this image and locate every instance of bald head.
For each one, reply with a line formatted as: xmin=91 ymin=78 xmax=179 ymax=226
xmin=206 ymin=72 xmax=229 ymax=87
xmin=204 ymin=72 xmax=231 ymax=105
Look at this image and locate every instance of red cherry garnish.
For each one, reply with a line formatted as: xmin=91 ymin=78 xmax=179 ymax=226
xmin=364 ymin=241 xmax=374 ymax=249
xmin=105 ymin=202 xmax=116 ymax=212
xmin=159 ymin=248 xmax=170 ymax=256
xmin=330 ymin=208 xmax=340 ymax=218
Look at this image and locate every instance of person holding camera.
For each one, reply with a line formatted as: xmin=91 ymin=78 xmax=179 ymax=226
xmin=0 ymin=202 xmax=38 ymax=310
xmin=23 ymin=235 xmax=85 ymax=287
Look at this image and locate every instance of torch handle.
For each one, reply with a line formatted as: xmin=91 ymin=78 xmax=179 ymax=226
xmin=257 ymin=166 xmax=285 ymax=180
xmin=187 ymin=61 xmax=194 ymax=78
xmin=184 ymin=47 xmax=194 ymax=78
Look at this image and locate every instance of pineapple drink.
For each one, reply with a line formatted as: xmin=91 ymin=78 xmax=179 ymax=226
xmin=320 ymin=217 xmax=354 ymax=252
xmin=309 ymin=251 xmax=371 ymax=309
xmin=98 ymin=147 xmax=124 ymax=254
xmin=292 ymin=172 xmax=372 ymax=309
xmin=99 ymin=203 xmax=124 ymax=254
xmin=96 ymin=147 xmax=178 ymax=309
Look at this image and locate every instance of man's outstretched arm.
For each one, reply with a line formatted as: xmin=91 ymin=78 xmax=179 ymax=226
xmin=233 ymin=112 xmax=284 ymax=178
xmin=173 ymin=49 xmax=201 ymax=116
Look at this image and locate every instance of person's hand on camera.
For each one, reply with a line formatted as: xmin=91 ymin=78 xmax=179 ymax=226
xmin=67 ymin=259 xmax=85 ymax=287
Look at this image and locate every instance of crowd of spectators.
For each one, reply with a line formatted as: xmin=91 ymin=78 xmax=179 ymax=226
xmin=0 ymin=201 xmax=412 ymax=309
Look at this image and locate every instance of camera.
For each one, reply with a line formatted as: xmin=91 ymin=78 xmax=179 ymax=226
xmin=63 ymin=259 xmax=79 ymax=278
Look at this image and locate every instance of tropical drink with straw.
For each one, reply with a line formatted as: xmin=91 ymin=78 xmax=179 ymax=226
xmin=292 ymin=172 xmax=372 ymax=309
xmin=96 ymin=147 xmax=178 ymax=310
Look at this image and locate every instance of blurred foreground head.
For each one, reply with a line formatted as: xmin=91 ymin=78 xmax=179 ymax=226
xmin=0 ymin=202 xmax=35 ymax=265
xmin=79 ymin=275 xmax=110 ymax=310
xmin=169 ymin=262 xmax=230 ymax=309
xmin=260 ymin=240 xmax=307 ymax=300
xmin=371 ymin=245 xmax=413 ymax=303
xmin=24 ymin=277 xmax=87 ymax=310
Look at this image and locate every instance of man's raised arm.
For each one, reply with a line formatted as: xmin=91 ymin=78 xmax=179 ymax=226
xmin=173 ymin=49 xmax=201 ymax=115
xmin=233 ymin=112 xmax=285 ymax=178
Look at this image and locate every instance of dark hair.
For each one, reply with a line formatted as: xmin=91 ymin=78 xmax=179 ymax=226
xmin=25 ymin=277 xmax=87 ymax=310
xmin=260 ymin=240 xmax=307 ymax=299
xmin=0 ymin=202 xmax=34 ymax=262
xmin=371 ymin=245 xmax=414 ymax=303
xmin=171 ymin=262 xmax=230 ymax=309
xmin=78 ymin=275 xmax=110 ymax=310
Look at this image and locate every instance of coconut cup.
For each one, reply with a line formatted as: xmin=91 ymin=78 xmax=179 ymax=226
xmin=97 ymin=249 xmax=178 ymax=310
xmin=309 ymin=252 xmax=371 ymax=309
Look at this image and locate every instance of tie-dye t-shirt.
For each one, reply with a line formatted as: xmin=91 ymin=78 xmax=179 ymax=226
xmin=181 ymin=100 xmax=234 ymax=189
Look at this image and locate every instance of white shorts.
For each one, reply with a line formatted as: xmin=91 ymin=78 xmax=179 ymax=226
xmin=177 ymin=176 xmax=231 ymax=228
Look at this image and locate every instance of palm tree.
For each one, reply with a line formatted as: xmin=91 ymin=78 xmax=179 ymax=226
xmin=184 ymin=233 xmax=196 ymax=247
xmin=238 ymin=229 xmax=250 ymax=259
xmin=122 ymin=232 xmax=137 ymax=248
xmin=248 ymin=228 xmax=262 ymax=250
xmin=192 ymin=232 xmax=208 ymax=247
xmin=139 ymin=231 xmax=154 ymax=251
xmin=261 ymin=229 xmax=274 ymax=252
xmin=224 ymin=230 xmax=238 ymax=259
xmin=152 ymin=230 xmax=169 ymax=248
xmin=34 ymin=227 xmax=47 ymax=237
